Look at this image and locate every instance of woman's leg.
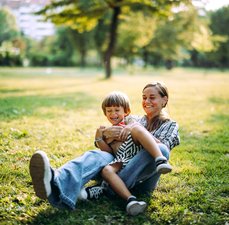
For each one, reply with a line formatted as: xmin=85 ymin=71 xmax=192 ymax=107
xmin=30 ymin=149 xmax=114 ymax=210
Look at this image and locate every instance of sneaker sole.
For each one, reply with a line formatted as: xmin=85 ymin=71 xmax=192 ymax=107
xmin=29 ymin=151 xmax=51 ymax=199
xmin=156 ymin=164 xmax=172 ymax=174
xmin=126 ymin=201 xmax=147 ymax=216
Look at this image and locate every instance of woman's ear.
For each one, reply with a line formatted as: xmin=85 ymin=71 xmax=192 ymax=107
xmin=163 ymin=96 xmax=168 ymax=107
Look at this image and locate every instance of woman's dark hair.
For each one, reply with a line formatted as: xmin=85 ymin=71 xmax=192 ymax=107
xmin=143 ymin=82 xmax=170 ymax=131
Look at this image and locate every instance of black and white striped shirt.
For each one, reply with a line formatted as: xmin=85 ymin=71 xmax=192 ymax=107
xmin=136 ymin=115 xmax=180 ymax=151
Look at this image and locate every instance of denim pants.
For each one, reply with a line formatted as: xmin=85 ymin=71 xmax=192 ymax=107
xmin=48 ymin=144 xmax=170 ymax=210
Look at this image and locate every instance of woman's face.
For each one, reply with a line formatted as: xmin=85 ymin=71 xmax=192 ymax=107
xmin=142 ymin=86 xmax=168 ymax=119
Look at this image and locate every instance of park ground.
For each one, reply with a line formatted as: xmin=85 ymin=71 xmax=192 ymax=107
xmin=0 ymin=67 xmax=228 ymax=224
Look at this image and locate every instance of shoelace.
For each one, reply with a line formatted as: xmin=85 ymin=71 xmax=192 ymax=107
xmin=89 ymin=186 xmax=104 ymax=199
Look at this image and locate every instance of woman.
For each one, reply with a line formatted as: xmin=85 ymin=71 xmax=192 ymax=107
xmin=29 ymin=81 xmax=180 ymax=211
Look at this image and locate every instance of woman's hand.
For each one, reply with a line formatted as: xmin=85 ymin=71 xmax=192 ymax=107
xmin=103 ymin=126 xmax=123 ymax=139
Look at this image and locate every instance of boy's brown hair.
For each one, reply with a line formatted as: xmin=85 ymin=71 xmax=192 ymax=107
xmin=101 ymin=91 xmax=131 ymax=116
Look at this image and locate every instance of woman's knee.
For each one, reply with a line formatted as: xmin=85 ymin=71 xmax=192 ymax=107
xmin=158 ymin=144 xmax=170 ymax=160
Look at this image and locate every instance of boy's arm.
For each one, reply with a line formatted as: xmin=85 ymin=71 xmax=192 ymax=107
xmin=94 ymin=126 xmax=113 ymax=154
xmin=119 ymin=115 xmax=140 ymax=141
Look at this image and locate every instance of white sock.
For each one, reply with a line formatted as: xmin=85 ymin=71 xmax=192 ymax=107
xmin=78 ymin=188 xmax=88 ymax=200
xmin=127 ymin=195 xmax=136 ymax=201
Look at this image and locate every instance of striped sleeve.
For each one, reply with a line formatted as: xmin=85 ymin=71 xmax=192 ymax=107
xmin=152 ymin=121 xmax=180 ymax=150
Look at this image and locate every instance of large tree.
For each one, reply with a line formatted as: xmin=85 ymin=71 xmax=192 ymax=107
xmin=37 ymin=0 xmax=190 ymax=78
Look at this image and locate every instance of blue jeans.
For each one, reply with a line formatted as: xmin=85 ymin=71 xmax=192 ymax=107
xmin=48 ymin=144 xmax=170 ymax=210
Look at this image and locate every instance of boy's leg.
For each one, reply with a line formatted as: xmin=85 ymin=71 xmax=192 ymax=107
xmin=131 ymin=125 xmax=162 ymax=158
xmin=116 ymin=144 xmax=170 ymax=194
xmin=83 ymin=163 xmax=147 ymax=216
xmin=102 ymin=163 xmax=131 ymax=200
xmin=131 ymin=126 xmax=172 ymax=174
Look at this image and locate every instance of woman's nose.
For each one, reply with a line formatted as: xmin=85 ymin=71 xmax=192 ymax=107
xmin=145 ymin=98 xmax=150 ymax=103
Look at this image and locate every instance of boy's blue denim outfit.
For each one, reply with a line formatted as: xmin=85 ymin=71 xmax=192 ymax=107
xmin=48 ymin=144 xmax=170 ymax=210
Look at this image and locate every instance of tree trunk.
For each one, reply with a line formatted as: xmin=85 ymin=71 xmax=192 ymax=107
xmin=104 ymin=4 xmax=121 ymax=79
xmin=142 ymin=48 xmax=149 ymax=68
xmin=79 ymin=35 xmax=86 ymax=68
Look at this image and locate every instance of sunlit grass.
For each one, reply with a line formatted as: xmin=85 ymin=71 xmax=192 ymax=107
xmin=0 ymin=67 xmax=228 ymax=224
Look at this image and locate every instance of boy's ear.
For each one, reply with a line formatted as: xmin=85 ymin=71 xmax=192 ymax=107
xmin=125 ymin=109 xmax=131 ymax=116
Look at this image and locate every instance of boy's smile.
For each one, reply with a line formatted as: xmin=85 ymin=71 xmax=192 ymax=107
xmin=105 ymin=106 xmax=126 ymax=125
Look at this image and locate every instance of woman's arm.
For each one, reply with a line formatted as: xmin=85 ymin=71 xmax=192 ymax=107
xmin=153 ymin=121 xmax=180 ymax=150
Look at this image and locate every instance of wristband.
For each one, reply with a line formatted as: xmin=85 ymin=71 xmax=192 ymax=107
xmin=95 ymin=137 xmax=103 ymax=142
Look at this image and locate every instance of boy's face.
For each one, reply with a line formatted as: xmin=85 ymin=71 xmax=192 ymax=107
xmin=105 ymin=106 xmax=127 ymax=125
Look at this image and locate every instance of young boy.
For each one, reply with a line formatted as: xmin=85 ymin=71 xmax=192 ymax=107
xmin=80 ymin=91 xmax=172 ymax=216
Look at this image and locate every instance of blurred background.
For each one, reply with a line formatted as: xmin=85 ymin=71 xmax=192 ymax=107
xmin=0 ymin=0 xmax=228 ymax=78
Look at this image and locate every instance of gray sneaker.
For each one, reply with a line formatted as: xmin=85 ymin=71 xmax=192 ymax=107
xmin=155 ymin=156 xmax=172 ymax=174
xmin=126 ymin=197 xmax=147 ymax=216
xmin=29 ymin=150 xmax=52 ymax=199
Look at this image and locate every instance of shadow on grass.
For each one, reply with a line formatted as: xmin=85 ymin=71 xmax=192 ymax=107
xmin=0 ymin=88 xmax=26 ymax=94
xmin=0 ymin=92 xmax=97 ymax=121
xmin=28 ymin=197 xmax=150 ymax=225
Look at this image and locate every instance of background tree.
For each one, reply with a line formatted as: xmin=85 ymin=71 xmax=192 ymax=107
xmin=115 ymin=11 xmax=157 ymax=66
xmin=37 ymin=0 xmax=188 ymax=78
xmin=208 ymin=6 xmax=229 ymax=68
xmin=0 ymin=7 xmax=22 ymax=65
xmin=144 ymin=5 xmax=215 ymax=69
xmin=0 ymin=7 xmax=19 ymax=44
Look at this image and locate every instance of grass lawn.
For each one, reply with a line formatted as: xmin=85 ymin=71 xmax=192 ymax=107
xmin=0 ymin=67 xmax=228 ymax=225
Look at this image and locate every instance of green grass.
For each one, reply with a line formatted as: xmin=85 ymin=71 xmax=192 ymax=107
xmin=0 ymin=67 xmax=228 ymax=225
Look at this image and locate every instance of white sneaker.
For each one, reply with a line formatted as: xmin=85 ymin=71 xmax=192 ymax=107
xmin=29 ymin=150 xmax=52 ymax=199
xmin=126 ymin=198 xmax=147 ymax=216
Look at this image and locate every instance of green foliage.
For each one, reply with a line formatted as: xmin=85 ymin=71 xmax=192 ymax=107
xmin=208 ymin=6 xmax=229 ymax=68
xmin=146 ymin=6 xmax=214 ymax=65
xmin=26 ymin=27 xmax=83 ymax=67
xmin=0 ymin=67 xmax=228 ymax=224
xmin=116 ymin=11 xmax=157 ymax=62
xmin=0 ymin=7 xmax=23 ymax=66
xmin=0 ymin=7 xmax=19 ymax=44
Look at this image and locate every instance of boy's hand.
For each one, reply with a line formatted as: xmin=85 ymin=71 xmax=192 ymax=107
xmin=119 ymin=126 xmax=131 ymax=141
xmin=95 ymin=126 xmax=106 ymax=139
